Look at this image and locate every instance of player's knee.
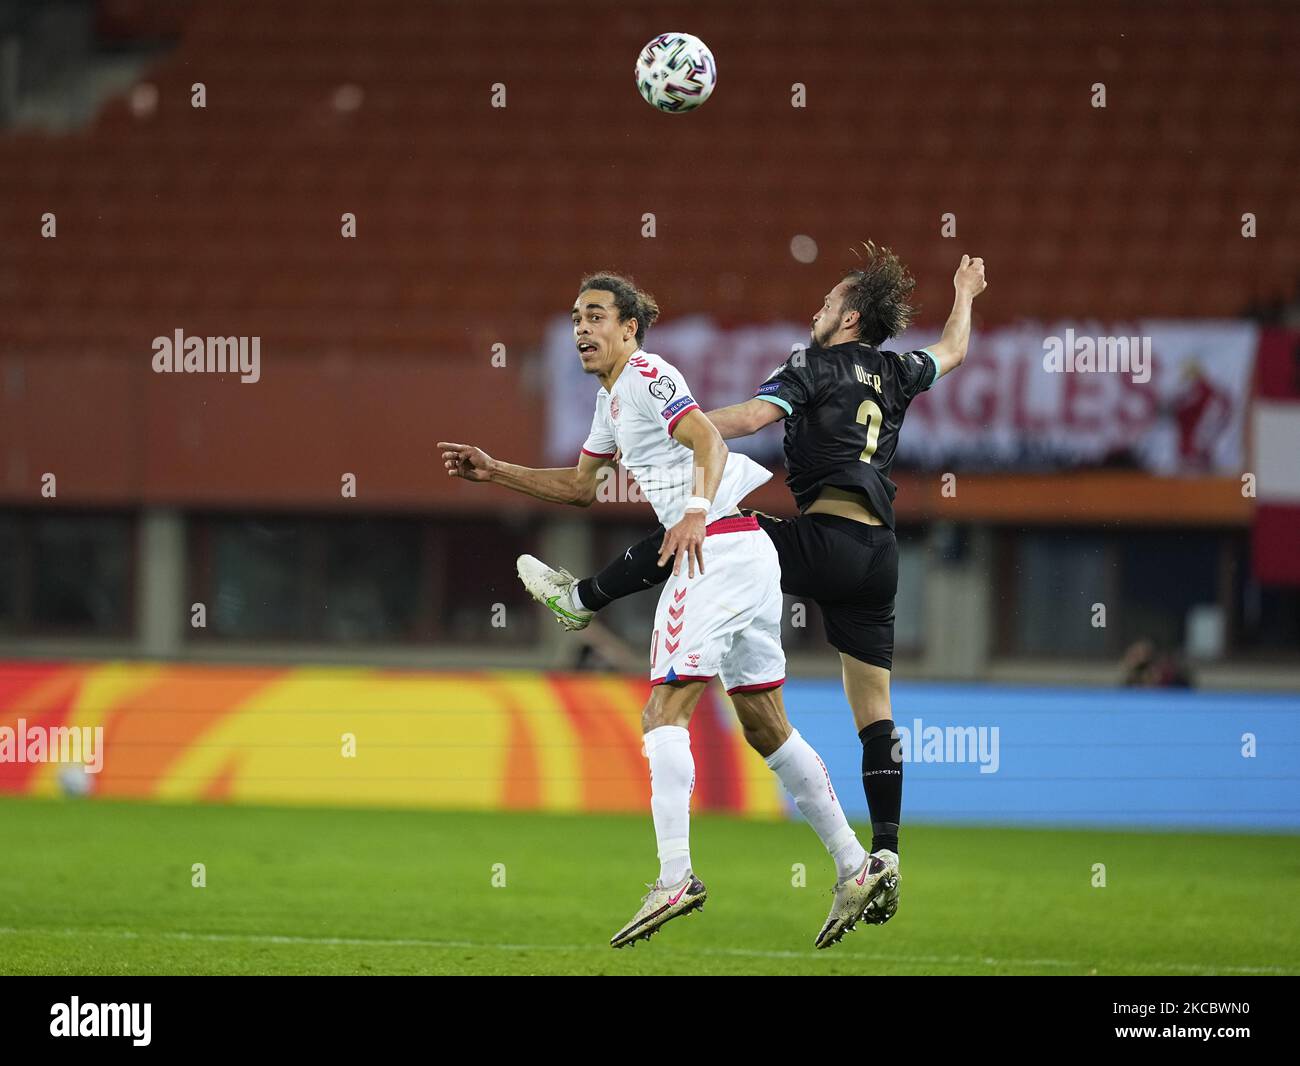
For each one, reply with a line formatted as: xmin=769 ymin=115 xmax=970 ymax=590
xmin=845 ymin=689 xmax=891 ymax=732
xmin=740 ymin=720 xmax=786 ymax=759
xmin=643 ymin=686 xmax=692 ymax=732
xmin=840 ymin=654 xmax=892 ymax=725
xmin=732 ymin=695 xmax=792 ymax=756
xmin=642 ymin=703 xmax=674 ymax=732
xmin=850 ymin=688 xmax=891 ymax=720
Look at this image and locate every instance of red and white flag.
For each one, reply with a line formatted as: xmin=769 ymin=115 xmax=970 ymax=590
xmin=1251 ymin=329 xmax=1300 ymax=586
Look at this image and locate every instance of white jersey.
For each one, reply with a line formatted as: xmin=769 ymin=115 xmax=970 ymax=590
xmin=581 ymin=349 xmax=771 ymax=528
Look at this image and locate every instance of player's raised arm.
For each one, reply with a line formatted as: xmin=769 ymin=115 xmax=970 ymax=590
xmin=923 ymin=254 xmax=987 ymax=381
xmin=656 ymin=409 xmax=727 ymax=577
xmin=704 ymin=397 xmax=786 ymax=440
xmin=438 ymin=441 xmax=611 ymax=507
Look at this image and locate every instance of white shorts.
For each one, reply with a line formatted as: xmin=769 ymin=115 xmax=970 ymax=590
xmin=649 ymin=515 xmax=786 ymax=695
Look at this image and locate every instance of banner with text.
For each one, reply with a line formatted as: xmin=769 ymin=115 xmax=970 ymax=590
xmin=544 ymin=318 xmax=1258 ymax=475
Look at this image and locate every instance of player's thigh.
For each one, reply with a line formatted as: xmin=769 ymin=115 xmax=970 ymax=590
xmin=783 ymin=516 xmax=899 ymax=603
xmin=820 ymin=593 xmax=895 ymax=663
xmin=718 ymin=533 xmax=786 ymax=691
xmin=839 ymin=652 xmax=893 ymax=733
xmin=816 ymin=530 xmax=898 ymax=678
xmin=644 ymin=679 xmax=708 ymax=732
xmin=649 ymin=533 xmax=745 ymax=687
xmin=756 ymin=514 xmax=823 ymax=598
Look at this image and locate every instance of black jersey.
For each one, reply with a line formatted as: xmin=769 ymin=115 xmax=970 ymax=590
xmin=753 ymin=340 xmax=939 ymax=529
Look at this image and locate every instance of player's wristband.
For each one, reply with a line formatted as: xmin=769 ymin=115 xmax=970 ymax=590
xmin=685 ymin=496 xmax=712 ymax=515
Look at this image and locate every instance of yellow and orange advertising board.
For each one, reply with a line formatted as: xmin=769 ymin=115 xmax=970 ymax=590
xmin=0 ymin=661 xmax=783 ymax=816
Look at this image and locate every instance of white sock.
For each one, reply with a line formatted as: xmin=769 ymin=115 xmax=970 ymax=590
xmin=765 ymin=729 xmax=867 ymax=879
xmin=644 ymin=725 xmax=694 ymax=885
xmin=568 ymin=584 xmax=589 ymax=613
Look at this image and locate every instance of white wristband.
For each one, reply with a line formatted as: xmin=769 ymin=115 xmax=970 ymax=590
xmin=685 ymin=496 xmax=712 ymax=515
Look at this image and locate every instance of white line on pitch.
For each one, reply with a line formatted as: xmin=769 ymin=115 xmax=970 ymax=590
xmin=0 ymin=926 xmax=1290 ymax=974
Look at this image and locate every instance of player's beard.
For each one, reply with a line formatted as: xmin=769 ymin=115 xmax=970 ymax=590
xmin=811 ymin=318 xmax=836 ymax=347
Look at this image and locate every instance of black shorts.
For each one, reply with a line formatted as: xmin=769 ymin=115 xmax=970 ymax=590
xmin=748 ymin=511 xmax=898 ymax=670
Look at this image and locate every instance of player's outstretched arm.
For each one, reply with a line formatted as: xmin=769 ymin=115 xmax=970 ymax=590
xmin=926 ymin=254 xmax=988 ymax=381
xmin=657 ymin=409 xmax=727 ymax=577
xmin=705 ymin=397 xmax=785 ymax=440
xmin=438 ymin=441 xmax=610 ymax=507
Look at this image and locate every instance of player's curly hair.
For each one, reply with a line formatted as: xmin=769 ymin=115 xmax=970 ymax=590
xmin=577 ymin=272 xmax=661 ymax=345
xmin=840 ymin=241 xmax=917 ymax=345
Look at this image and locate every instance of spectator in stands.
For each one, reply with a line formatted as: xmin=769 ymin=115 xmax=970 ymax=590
xmin=1121 ymin=637 xmax=1194 ymax=688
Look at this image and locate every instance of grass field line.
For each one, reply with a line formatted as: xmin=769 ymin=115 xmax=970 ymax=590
xmin=0 ymin=926 xmax=1290 ymax=974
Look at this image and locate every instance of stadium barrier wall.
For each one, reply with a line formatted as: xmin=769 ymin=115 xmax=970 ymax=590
xmin=2 ymin=662 xmax=1296 ymax=830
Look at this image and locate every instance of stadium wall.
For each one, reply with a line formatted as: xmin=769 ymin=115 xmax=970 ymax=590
xmin=1 ymin=662 xmax=1296 ymax=831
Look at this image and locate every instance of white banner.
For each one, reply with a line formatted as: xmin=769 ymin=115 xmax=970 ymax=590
xmin=544 ymin=317 xmax=1258 ymax=475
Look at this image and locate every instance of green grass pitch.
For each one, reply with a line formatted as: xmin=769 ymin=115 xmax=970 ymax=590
xmin=1 ymin=795 xmax=1296 ymax=975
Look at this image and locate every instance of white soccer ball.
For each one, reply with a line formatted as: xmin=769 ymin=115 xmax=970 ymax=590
xmin=635 ymin=32 xmax=717 ymax=113
xmin=58 ymin=764 xmax=93 ymax=797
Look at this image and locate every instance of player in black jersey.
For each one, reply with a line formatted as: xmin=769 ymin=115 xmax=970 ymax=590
xmin=517 ymin=246 xmax=987 ymax=941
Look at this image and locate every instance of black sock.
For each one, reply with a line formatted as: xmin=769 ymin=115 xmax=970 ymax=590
xmin=859 ymin=719 xmax=901 ymax=855
xmin=575 ymin=526 xmax=672 ymax=611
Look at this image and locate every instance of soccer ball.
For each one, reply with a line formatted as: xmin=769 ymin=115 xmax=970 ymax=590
xmin=58 ymin=764 xmax=93 ymax=797
xmin=635 ymin=32 xmax=717 ymax=113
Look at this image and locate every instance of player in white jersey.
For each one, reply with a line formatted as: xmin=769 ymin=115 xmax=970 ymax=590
xmin=439 ymin=273 xmax=875 ymax=949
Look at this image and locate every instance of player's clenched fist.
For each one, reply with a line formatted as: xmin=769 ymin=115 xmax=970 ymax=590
xmin=954 ymin=254 xmax=987 ymax=299
xmin=438 ymin=441 xmax=494 ymax=482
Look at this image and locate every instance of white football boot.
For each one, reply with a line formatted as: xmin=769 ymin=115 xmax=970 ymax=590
xmin=860 ymin=850 xmax=900 ymax=925
xmin=814 ymin=850 xmax=899 ymax=949
xmin=516 ymin=554 xmax=593 ymax=632
xmin=609 ymin=872 xmax=707 ymax=948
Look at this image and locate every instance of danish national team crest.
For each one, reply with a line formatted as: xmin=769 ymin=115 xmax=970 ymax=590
xmin=610 ymin=395 xmax=620 ymax=421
